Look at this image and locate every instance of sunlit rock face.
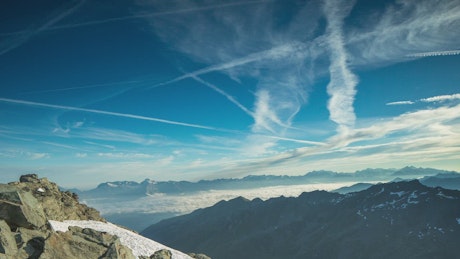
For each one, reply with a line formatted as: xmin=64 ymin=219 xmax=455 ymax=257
xmin=0 ymin=174 xmax=197 ymax=259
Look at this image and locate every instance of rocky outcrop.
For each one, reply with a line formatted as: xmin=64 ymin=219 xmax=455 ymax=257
xmin=188 ymin=253 xmax=212 ymax=259
xmin=11 ymin=174 xmax=104 ymax=222
xmin=139 ymin=249 xmax=172 ymax=259
xmin=40 ymin=226 xmax=135 ymax=259
xmin=0 ymin=184 xmax=46 ymax=229
xmin=0 ymin=174 xmax=135 ymax=258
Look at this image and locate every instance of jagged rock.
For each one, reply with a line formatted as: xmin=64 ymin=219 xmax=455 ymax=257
xmin=188 ymin=253 xmax=212 ymax=259
xmin=14 ymin=227 xmax=49 ymax=258
xmin=0 ymin=220 xmax=17 ymax=257
xmin=152 ymin=249 xmax=172 ymax=259
xmin=9 ymin=174 xmax=104 ymax=222
xmin=139 ymin=249 xmax=173 ymax=259
xmin=0 ymin=184 xmax=46 ymax=229
xmin=40 ymin=226 xmax=135 ymax=259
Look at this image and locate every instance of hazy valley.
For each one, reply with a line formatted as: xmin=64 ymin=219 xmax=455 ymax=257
xmin=73 ymin=166 xmax=460 ymax=231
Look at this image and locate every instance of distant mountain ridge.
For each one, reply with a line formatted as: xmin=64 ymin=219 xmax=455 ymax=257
xmin=142 ymin=180 xmax=460 ymax=259
xmin=75 ymin=166 xmax=459 ymax=198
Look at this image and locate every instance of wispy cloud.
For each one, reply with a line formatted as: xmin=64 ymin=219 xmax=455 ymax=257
xmin=97 ymin=152 xmax=155 ymax=159
xmin=421 ymin=93 xmax=460 ymax=103
xmin=75 ymin=153 xmax=87 ymax=158
xmin=142 ymin=1 xmax=322 ymax=136
xmin=28 ymin=152 xmax=50 ymax=160
xmin=0 ymin=97 xmax=225 ymax=131
xmin=150 ymin=43 xmax=307 ymax=88
xmin=1 ymin=0 xmax=271 ymax=37
xmin=208 ymin=103 xmax=460 ymax=178
xmin=386 ymin=101 xmax=415 ymax=106
xmin=348 ymin=0 xmax=460 ymax=65
xmin=387 ymin=93 xmax=460 ymax=105
xmin=322 ymin=0 xmax=358 ymax=133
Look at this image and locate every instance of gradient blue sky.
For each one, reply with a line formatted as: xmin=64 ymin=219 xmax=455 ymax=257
xmin=1 ymin=0 xmax=459 ymax=188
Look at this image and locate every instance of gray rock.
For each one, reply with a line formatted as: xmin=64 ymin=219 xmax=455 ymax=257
xmin=151 ymin=249 xmax=172 ymax=259
xmin=9 ymin=175 xmax=104 ymax=222
xmin=14 ymin=227 xmax=49 ymax=258
xmin=0 ymin=184 xmax=46 ymax=229
xmin=189 ymin=253 xmax=212 ymax=259
xmin=0 ymin=220 xmax=17 ymax=257
xmin=40 ymin=226 xmax=135 ymax=259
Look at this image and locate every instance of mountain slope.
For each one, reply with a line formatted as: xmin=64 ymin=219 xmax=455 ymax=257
xmin=142 ymin=180 xmax=460 ymax=259
xmin=0 ymin=174 xmax=199 ymax=259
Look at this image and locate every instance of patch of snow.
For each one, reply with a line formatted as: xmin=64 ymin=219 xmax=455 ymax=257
xmin=356 ymin=210 xmax=367 ymax=220
xmin=390 ymin=191 xmax=406 ymax=197
xmin=48 ymin=220 xmax=192 ymax=259
xmin=107 ymin=183 xmax=118 ymax=188
xmin=437 ymin=191 xmax=456 ymax=199
xmin=37 ymin=188 xmax=45 ymax=193
xmin=418 ymin=231 xmax=424 ymax=239
xmin=375 ymin=187 xmax=385 ymax=196
xmin=456 ymin=218 xmax=460 ymax=225
xmin=407 ymin=191 xmax=419 ymax=204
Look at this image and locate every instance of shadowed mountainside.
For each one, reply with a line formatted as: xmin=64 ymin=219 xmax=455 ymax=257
xmin=142 ymin=180 xmax=460 ymax=259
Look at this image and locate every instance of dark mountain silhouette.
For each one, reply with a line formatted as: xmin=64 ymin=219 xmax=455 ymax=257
xmin=76 ymin=167 xmax=455 ymax=199
xmin=420 ymin=172 xmax=460 ymax=190
xmin=332 ymin=182 xmax=374 ymax=194
xmin=142 ymin=180 xmax=460 ymax=259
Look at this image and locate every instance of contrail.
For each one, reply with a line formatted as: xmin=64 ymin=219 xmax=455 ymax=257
xmin=20 ymin=80 xmax=141 ymax=95
xmin=0 ymin=0 xmax=85 ymax=56
xmin=190 ymin=75 xmax=254 ymax=117
xmin=1 ymin=0 xmax=271 ymax=36
xmin=0 ymin=97 xmax=223 ymax=131
xmin=149 ymin=43 xmax=304 ymax=89
xmin=407 ymin=50 xmax=460 ymax=58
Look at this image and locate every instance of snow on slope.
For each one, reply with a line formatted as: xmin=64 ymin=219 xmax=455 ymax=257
xmin=49 ymin=220 xmax=192 ymax=259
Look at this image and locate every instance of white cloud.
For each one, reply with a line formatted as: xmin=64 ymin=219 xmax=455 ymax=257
xmin=348 ymin=0 xmax=460 ymax=66
xmin=421 ymin=93 xmax=460 ymax=103
xmin=387 ymin=93 xmax=460 ymax=106
xmin=386 ymin=101 xmax=415 ymax=106
xmin=28 ymin=152 xmax=50 ymax=160
xmin=322 ymin=0 xmax=358 ymax=132
xmin=76 ymin=153 xmax=88 ymax=158
xmin=97 ymin=153 xmax=155 ymax=159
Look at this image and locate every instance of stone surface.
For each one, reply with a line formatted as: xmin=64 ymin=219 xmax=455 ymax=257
xmin=188 ymin=253 xmax=212 ymax=259
xmin=0 ymin=220 xmax=17 ymax=257
xmin=10 ymin=174 xmax=104 ymax=222
xmin=0 ymin=184 xmax=46 ymax=229
xmin=0 ymin=174 xmax=137 ymax=259
xmin=40 ymin=226 xmax=135 ymax=259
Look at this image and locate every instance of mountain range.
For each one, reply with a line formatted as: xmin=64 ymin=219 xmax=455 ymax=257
xmin=75 ymin=166 xmax=458 ymax=199
xmin=71 ymin=166 xmax=460 ymax=232
xmin=142 ymin=180 xmax=460 ymax=259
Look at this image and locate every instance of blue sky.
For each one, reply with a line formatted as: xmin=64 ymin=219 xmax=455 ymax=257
xmin=1 ymin=0 xmax=459 ymax=188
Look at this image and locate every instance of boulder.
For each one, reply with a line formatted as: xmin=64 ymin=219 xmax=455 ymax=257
xmin=14 ymin=227 xmax=49 ymax=259
xmin=10 ymin=174 xmax=104 ymax=222
xmin=139 ymin=249 xmax=173 ymax=259
xmin=40 ymin=226 xmax=135 ymax=259
xmin=0 ymin=184 xmax=46 ymax=229
xmin=189 ymin=253 xmax=212 ymax=259
xmin=0 ymin=220 xmax=17 ymax=257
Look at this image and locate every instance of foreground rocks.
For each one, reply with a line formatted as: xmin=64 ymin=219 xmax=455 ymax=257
xmin=0 ymin=174 xmax=134 ymax=258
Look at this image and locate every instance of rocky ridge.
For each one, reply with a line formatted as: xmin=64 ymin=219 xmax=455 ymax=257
xmin=0 ymin=174 xmax=206 ymax=259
